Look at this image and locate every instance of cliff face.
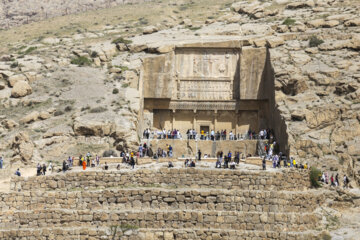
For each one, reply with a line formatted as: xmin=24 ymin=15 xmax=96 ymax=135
xmin=0 ymin=0 xmax=151 ymax=29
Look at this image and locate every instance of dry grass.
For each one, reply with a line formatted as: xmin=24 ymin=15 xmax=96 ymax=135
xmin=0 ymin=0 xmax=233 ymax=54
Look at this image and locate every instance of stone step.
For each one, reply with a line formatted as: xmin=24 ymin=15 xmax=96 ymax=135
xmin=0 ymin=188 xmax=329 ymax=213
xmin=11 ymin=168 xmax=310 ymax=192
xmin=0 ymin=209 xmax=321 ymax=232
xmin=0 ymin=226 xmax=321 ymax=240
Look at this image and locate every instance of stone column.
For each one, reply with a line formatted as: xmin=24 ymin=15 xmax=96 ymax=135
xmin=214 ymin=110 xmax=218 ymax=131
xmin=193 ymin=109 xmax=197 ymax=130
xmin=235 ymin=110 xmax=239 ymax=135
xmin=172 ymin=109 xmax=176 ymax=129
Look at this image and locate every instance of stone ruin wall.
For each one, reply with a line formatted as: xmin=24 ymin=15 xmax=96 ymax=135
xmin=0 ymin=0 xmax=152 ymax=29
xmin=0 ymin=168 xmax=328 ymax=240
xmin=11 ymin=168 xmax=311 ymax=191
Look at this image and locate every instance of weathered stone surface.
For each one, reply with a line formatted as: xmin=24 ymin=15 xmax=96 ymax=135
xmin=11 ymin=81 xmax=32 ymax=98
xmin=20 ymin=111 xmax=40 ymax=124
xmin=143 ymin=25 xmax=158 ymax=34
xmin=11 ymin=132 xmax=34 ymax=163
xmin=8 ymin=74 xmax=27 ymax=87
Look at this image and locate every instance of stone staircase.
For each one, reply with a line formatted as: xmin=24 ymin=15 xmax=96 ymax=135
xmin=0 ymin=168 xmax=329 ymax=239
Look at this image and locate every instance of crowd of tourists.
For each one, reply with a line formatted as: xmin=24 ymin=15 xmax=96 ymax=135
xmin=143 ymin=128 xmax=182 ymax=139
xmin=320 ymin=172 xmax=350 ymax=189
xmin=141 ymin=128 xmax=275 ymax=141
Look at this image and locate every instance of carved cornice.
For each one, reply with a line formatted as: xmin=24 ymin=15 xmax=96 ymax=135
xmin=169 ymin=101 xmax=237 ymax=110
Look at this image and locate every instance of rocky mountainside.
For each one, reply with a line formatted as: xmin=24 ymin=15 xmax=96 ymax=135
xmin=0 ymin=0 xmax=152 ymax=29
xmin=0 ymin=0 xmax=359 ymax=187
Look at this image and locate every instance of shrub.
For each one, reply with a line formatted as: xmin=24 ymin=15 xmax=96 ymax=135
xmin=23 ymin=46 xmax=37 ymax=55
xmin=310 ymin=167 xmax=322 ymax=188
xmin=309 ymin=36 xmax=324 ymax=47
xmin=112 ymin=37 xmax=132 ymax=45
xmin=90 ymin=51 xmax=98 ymax=58
xmin=283 ymin=18 xmax=296 ymax=26
xmin=64 ymin=106 xmax=72 ymax=112
xmin=10 ymin=61 xmax=18 ymax=68
xmin=89 ymin=106 xmax=107 ymax=113
xmin=70 ymin=56 xmax=92 ymax=66
xmin=188 ymin=26 xmax=202 ymax=31
xmin=112 ymin=88 xmax=119 ymax=94
xmin=122 ymin=83 xmax=129 ymax=88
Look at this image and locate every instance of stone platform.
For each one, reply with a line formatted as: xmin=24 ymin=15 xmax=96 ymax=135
xmin=1 ymin=167 xmax=328 ymax=239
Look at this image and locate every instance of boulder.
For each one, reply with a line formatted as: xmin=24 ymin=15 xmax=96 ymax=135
xmin=8 ymin=74 xmax=27 ymax=87
xmin=73 ymin=117 xmax=114 ymax=137
xmin=266 ymin=36 xmax=284 ymax=48
xmin=307 ymin=19 xmax=325 ymax=28
xmin=0 ymin=81 xmax=5 ymax=90
xmin=143 ymin=25 xmax=158 ymax=34
xmin=323 ymin=20 xmax=339 ymax=28
xmin=11 ymin=81 xmax=32 ymax=98
xmin=286 ymin=1 xmax=314 ymax=9
xmin=11 ymin=132 xmax=34 ymax=164
xmin=38 ymin=111 xmax=52 ymax=120
xmin=349 ymin=34 xmax=360 ymax=50
xmin=344 ymin=18 xmax=360 ymax=27
xmin=2 ymin=119 xmax=18 ymax=129
xmin=181 ymin=19 xmax=192 ymax=27
xmin=253 ymin=38 xmax=267 ymax=47
xmin=20 ymin=111 xmax=40 ymax=124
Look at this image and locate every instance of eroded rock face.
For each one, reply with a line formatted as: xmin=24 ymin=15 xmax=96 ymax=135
xmin=11 ymin=132 xmax=34 ymax=164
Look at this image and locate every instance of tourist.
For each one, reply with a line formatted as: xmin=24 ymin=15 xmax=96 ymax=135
xmin=292 ymin=158 xmax=297 ymax=168
xmin=262 ymin=156 xmax=266 ymax=170
xmin=96 ymin=155 xmax=100 ymax=166
xmin=48 ymin=161 xmax=53 ymax=173
xmin=91 ymin=157 xmax=95 ymax=167
xmin=230 ymin=160 xmax=236 ymax=169
xmin=104 ymin=162 xmax=109 ymax=170
xmin=235 ymin=152 xmax=240 ymax=164
xmin=169 ymin=145 xmax=173 ymax=157
xmin=82 ymin=158 xmax=87 ymax=170
xmin=198 ymin=149 xmax=202 ymax=161
xmin=36 ymin=163 xmax=42 ymax=176
xmin=63 ymin=160 xmax=68 ymax=172
xmin=130 ymin=157 xmax=135 ymax=169
xmin=335 ymin=173 xmax=339 ymax=187
xmin=190 ymin=160 xmax=196 ymax=167
xmin=0 ymin=156 xmax=3 ymax=169
xmin=343 ymin=175 xmax=349 ymax=189
xmin=211 ymin=129 xmax=215 ymax=141
xmin=86 ymin=152 xmax=91 ymax=167
xmin=184 ymin=158 xmax=189 ymax=167
xmin=215 ymin=159 xmax=221 ymax=168
xmin=67 ymin=156 xmax=72 ymax=167
xmin=229 ymin=131 xmax=234 ymax=140
xmin=330 ymin=175 xmax=335 ymax=187
xmin=116 ymin=164 xmax=120 ymax=170
xmin=42 ymin=164 xmax=47 ymax=175
xmin=168 ymin=161 xmax=174 ymax=168
xmin=224 ymin=156 xmax=229 ymax=168
xmin=15 ymin=168 xmax=21 ymax=176
xmin=325 ymin=172 xmax=329 ymax=184
xmin=227 ymin=151 xmax=232 ymax=162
